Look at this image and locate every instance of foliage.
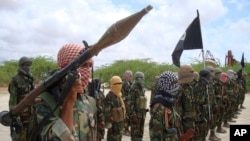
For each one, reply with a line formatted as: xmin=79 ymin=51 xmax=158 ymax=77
xmin=0 ymin=57 xmax=249 ymax=91
xmin=0 ymin=56 xmax=57 ymax=86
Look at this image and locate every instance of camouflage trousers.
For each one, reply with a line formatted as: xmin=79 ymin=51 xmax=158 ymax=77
xmin=97 ymin=126 xmax=105 ymax=141
xmin=228 ymin=94 xmax=237 ymax=117
xmin=239 ymin=91 xmax=246 ymax=106
xmin=131 ymin=116 xmax=145 ymax=141
xmin=149 ymin=129 xmax=178 ymax=141
xmin=107 ymin=122 xmax=123 ymax=141
xmin=193 ymin=121 xmax=208 ymax=141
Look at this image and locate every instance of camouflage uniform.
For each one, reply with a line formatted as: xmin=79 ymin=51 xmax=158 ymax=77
xmin=226 ymin=70 xmax=238 ymax=121
xmin=150 ymin=76 xmax=160 ymax=104
xmin=94 ymin=82 xmax=105 ymax=141
xmin=34 ymin=43 xmax=97 ymax=141
xmin=87 ymin=78 xmax=106 ymax=141
xmin=129 ymin=71 xmax=147 ymax=141
xmin=220 ymin=73 xmax=231 ymax=127
xmin=8 ymin=56 xmax=35 ymax=141
xmin=240 ymin=73 xmax=248 ymax=108
xmin=176 ymin=65 xmax=196 ymax=141
xmin=149 ymin=71 xmax=179 ymax=141
xmin=213 ymin=68 xmax=226 ymax=134
xmin=35 ymin=91 xmax=96 ymax=141
xmin=205 ymin=66 xmax=221 ymax=141
xmin=121 ymin=70 xmax=133 ymax=135
xmin=104 ymin=76 xmax=125 ymax=141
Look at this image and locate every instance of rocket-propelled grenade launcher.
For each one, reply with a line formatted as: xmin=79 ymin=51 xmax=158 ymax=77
xmin=0 ymin=5 xmax=153 ymax=126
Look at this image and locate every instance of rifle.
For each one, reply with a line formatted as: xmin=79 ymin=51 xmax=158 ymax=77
xmin=0 ymin=5 xmax=153 ymax=126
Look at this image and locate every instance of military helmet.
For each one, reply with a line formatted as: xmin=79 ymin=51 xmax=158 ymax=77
xmin=178 ymin=65 xmax=194 ymax=84
xmin=19 ymin=56 xmax=32 ymax=67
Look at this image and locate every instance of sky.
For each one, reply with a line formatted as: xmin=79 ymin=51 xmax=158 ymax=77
xmin=0 ymin=0 xmax=250 ymax=68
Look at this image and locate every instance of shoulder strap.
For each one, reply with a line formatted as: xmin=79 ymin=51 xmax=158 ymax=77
xmin=38 ymin=92 xmax=60 ymax=117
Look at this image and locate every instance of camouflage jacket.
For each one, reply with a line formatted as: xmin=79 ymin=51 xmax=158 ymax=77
xmin=104 ymin=91 xmax=124 ymax=127
xmin=213 ymin=78 xmax=224 ymax=103
xmin=95 ymin=90 xmax=105 ymax=123
xmin=8 ymin=72 xmax=34 ymax=108
xmin=36 ymin=92 xmax=96 ymax=141
xmin=121 ymin=79 xmax=132 ymax=101
xmin=175 ymin=83 xmax=196 ymax=121
xmin=129 ymin=82 xmax=146 ymax=117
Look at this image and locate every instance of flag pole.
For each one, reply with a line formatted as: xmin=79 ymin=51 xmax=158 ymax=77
xmin=196 ymin=10 xmax=205 ymax=68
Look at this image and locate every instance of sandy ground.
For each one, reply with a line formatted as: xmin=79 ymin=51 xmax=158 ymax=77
xmin=0 ymin=87 xmax=249 ymax=141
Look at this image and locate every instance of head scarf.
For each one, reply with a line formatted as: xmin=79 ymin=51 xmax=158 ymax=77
xmin=18 ymin=56 xmax=32 ymax=76
xmin=199 ymin=69 xmax=211 ymax=83
xmin=57 ymin=43 xmax=93 ymax=89
xmin=220 ymin=72 xmax=228 ymax=83
xmin=124 ymin=70 xmax=133 ymax=81
xmin=158 ymin=71 xmax=179 ymax=95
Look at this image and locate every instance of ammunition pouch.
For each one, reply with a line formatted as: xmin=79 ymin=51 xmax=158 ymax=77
xmin=136 ymin=96 xmax=147 ymax=110
xmin=111 ymin=107 xmax=124 ymax=122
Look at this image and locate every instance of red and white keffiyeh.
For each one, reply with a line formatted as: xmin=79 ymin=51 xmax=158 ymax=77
xmin=57 ymin=43 xmax=93 ymax=88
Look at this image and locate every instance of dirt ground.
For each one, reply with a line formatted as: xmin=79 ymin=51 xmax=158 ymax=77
xmin=0 ymin=87 xmax=249 ymax=141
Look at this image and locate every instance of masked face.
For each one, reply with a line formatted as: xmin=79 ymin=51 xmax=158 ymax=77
xmin=20 ymin=61 xmax=32 ymax=76
xmin=111 ymin=83 xmax=122 ymax=95
xmin=78 ymin=59 xmax=93 ymax=88
xmin=135 ymin=77 xmax=144 ymax=85
xmin=110 ymin=76 xmax=122 ymax=97
xmin=57 ymin=43 xmax=94 ymax=90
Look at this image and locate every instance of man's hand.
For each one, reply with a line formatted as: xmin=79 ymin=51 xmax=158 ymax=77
xmin=66 ymin=78 xmax=83 ymax=103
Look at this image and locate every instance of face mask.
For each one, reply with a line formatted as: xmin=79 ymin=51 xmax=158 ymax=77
xmin=111 ymin=83 xmax=122 ymax=96
xmin=78 ymin=66 xmax=91 ymax=89
xmin=135 ymin=77 xmax=144 ymax=85
xmin=20 ymin=62 xmax=32 ymax=76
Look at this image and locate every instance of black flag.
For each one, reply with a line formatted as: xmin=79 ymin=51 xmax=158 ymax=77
xmin=237 ymin=52 xmax=245 ymax=78
xmin=240 ymin=52 xmax=245 ymax=68
xmin=172 ymin=10 xmax=203 ymax=67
